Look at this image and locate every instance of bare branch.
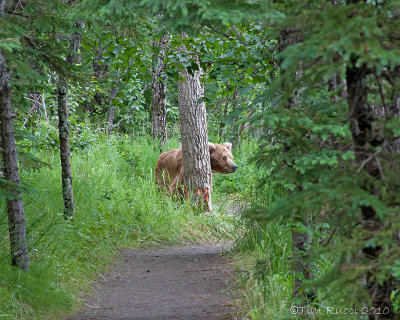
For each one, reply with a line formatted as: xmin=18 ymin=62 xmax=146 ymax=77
xmin=374 ymin=71 xmax=389 ymax=118
xmin=356 ymin=147 xmax=383 ymax=173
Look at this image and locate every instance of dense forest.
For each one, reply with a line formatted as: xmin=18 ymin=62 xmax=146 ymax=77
xmin=1 ymin=0 xmax=400 ymax=319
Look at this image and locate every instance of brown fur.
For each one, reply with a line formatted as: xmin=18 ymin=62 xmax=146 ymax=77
xmin=155 ymin=142 xmax=237 ymax=196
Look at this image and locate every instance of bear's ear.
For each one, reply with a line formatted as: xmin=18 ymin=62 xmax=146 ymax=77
xmin=222 ymin=142 xmax=232 ymax=151
xmin=209 ymin=142 xmax=216 ymax=153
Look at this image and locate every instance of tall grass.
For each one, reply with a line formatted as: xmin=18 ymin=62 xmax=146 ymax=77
xmin=214 ymin=139 xmax=296 ymax=319
xmin=0 ymin=135 xmax=238 ymax=319
xmin=213 ymin=140 xmax=280 ymax=208
xmin=231 ymin=223 xmax=293 ymax=320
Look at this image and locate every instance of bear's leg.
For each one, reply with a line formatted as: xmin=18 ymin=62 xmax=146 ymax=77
xmin=169 ymin=173 xmax=185 ymax=198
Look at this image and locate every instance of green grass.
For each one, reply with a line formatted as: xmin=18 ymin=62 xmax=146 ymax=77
xmin=1 ymin=133 xmax=318 ymax=320
xmin=231 ymin=223 xmax=294 ymax=320
xmin=213 ymin=139 xmax=296 ymax=319
xmin=222 ymin=139 xmax=360 ymax=320
xmin=0 ymin=135 xmax=239 ymax=320
xmin=213 ymin=139 xmax=279 ymax=207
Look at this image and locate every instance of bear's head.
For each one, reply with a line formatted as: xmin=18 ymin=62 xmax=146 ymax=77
xmin=209 ymin=142 xmax=238 ymax=174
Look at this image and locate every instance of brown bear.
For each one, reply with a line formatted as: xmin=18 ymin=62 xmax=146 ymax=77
xmin=154 ymin=142 xmax=238 ymax=197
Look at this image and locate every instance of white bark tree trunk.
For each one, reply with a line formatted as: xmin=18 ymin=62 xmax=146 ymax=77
xmin=151 ymin=34 xmax=169 ymax=149
xmin=178 ymin=52 xmax=212 ymax=211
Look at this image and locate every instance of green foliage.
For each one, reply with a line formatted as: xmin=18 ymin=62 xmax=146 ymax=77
xmin=145 ymin=1 xmax=400 ymax=315
xmin=213 ymin=139 xmax=293 ymax=318
xmin=79 ymin=20 xmax=155 ymax=131
xmin=3 ymin=0 xmax=400 ymax=318
xmin=233 ymin=223 xmax=293 ymax=320
xmin=238 ymin=0 xmax=400 ymax=316
xmin=0 ymin=134 xmax=237 ymax=319
xmin=213 ymin=140 xmax=283 ymax=207
xmin=1 ymin=0 xmax=84 ymax=107
xmin=74 ymin=0 xmax=267 ymax=34
xmin=19 ymin=119 xmax=100 ymax=152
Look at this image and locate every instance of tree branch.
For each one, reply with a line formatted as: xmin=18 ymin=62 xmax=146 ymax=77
xmin=356 ymin=147 xmax=383 ymax=173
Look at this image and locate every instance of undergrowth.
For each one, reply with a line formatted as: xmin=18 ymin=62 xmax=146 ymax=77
xmin=215 ymin=139 xmax=296 ymax=319
xmin=223 ymin=140 xmax=358 ymax=320
xmin=1 ymin=130 xmax=305 ymax=320
xmin=0 ymin=134 xmax=238 ymax=320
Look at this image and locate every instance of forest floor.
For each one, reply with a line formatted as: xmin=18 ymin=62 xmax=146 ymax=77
xmin=67 ymin=242 xmax=237 ymax=320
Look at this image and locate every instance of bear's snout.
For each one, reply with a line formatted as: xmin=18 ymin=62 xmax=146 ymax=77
xmin=227 ymin=162 xmax=238 ymax=173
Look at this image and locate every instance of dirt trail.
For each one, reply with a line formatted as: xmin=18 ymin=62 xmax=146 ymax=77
xmin=69 ymin=243 xmax=235 ymax=320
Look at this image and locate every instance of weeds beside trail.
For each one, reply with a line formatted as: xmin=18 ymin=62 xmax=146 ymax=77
xmin=0 ymin=135 xmax=299 ymax=320
xmin=0 ymin=136 xmax=238 ymax=320
xmin=214 ymin=140 xmax=294 ymax=319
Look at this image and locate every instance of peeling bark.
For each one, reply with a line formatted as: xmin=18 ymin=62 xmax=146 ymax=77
xmin=42 ymin=93 xmax=48 ymax=122
xmin=151 ymin=34 xmax=169 ymax=148
xmin=178 ymin=49 xmax=212 ymax=211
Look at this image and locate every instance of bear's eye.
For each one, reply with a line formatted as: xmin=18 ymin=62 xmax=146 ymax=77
xmin=223 ymin=156 xmax=227 ymax=161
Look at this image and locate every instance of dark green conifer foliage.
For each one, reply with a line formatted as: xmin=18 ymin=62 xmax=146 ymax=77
xmin=247 ymin=1 xmax=400 ymax=316
xmin=128 ymin=0 xmax=400 ymax=316
xmin=1 ymin=0 xmax=400 ymax=316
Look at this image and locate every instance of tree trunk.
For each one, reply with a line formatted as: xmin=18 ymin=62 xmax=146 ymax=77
xmin=57 ymin=85 xmax=74 ymax=219
xmin=385 ymin=66 xmax=400 ymax=154
xmin=67 ymin=22 xmax=84 ymax=64
xmin=238 ymin=109 xmax=254 ymax=139
xmin=106 ymin=78 xmax=119 ymax=135
xmin=57 ymin=21 xmax=83 ymax=219
xmin=346 ymin=57 xmax=393 ymax=319
xmin=178 ymin=54 xmax=212 ymax=211
xmin=151 ymin=77 xmax=167 ymax=147
xmin=0 ymin=0 xmax=6 ymax=17
xmin=0 ymin=50 xmax=29 ymax=270
xmin=151 ymin=34 xmax=169 ymax=149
